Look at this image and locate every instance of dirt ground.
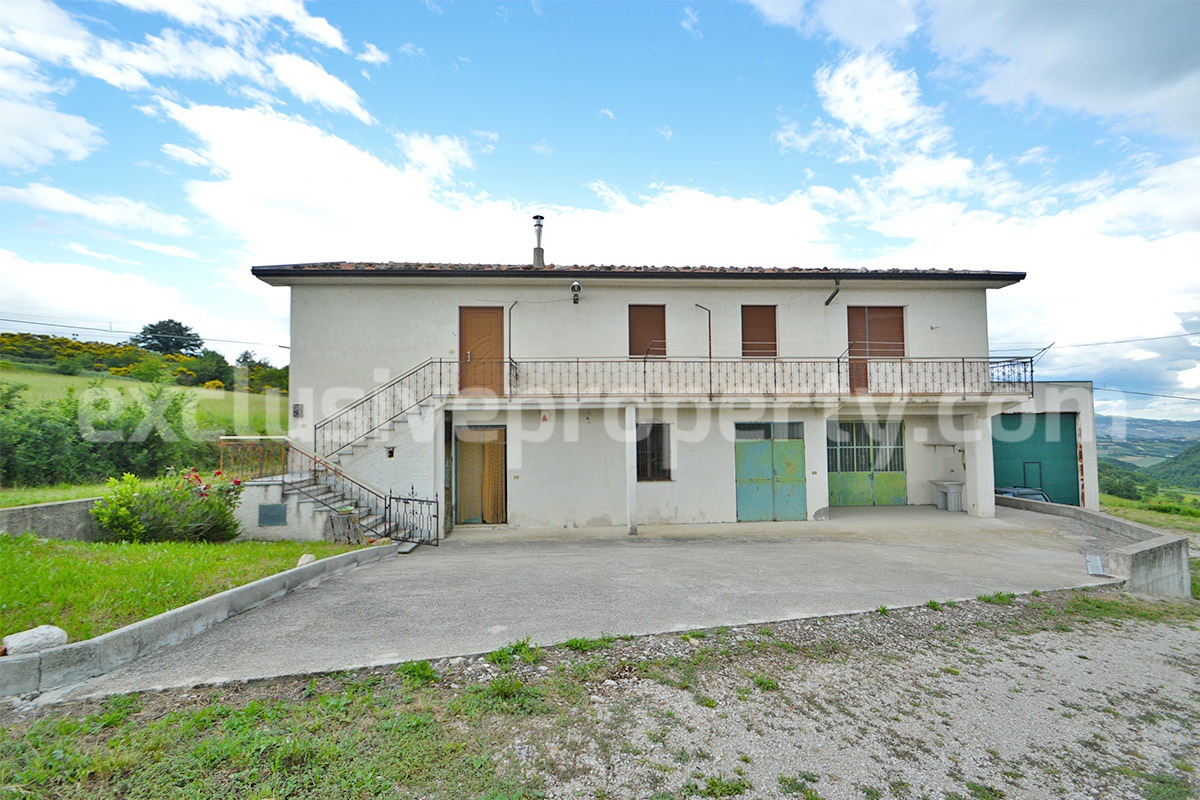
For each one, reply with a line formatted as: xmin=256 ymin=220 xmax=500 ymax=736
xmin=4 ymin=587 xmax=1198 ymax=800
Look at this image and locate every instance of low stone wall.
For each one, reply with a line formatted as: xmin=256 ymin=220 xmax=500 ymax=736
xmin=0 ymin=543 xmax=399 ymax=697
xmin=0 ymin=498 xmax=101 ymax=541
xmin=996 ymin=495 xmax=1192 ymax=598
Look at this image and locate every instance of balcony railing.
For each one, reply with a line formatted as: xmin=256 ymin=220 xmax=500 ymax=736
xmin=313 ymin=356 xmax=1033 ymax=456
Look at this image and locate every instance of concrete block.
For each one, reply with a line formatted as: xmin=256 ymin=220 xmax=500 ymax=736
xmin=94 ymin=627 xmax=143 ymax=674
xmin=1109 ymin=536 xmax=1191 ymax=599
xmin=996 ymin=495 xmax=1191 ymax=598
xmin=0 ymin=652 xmax=40 ymax=696
xmin=39 ymin=641 xmax=101 ymax=690
xmin=226 ymin=573 xmax=288 ymax=616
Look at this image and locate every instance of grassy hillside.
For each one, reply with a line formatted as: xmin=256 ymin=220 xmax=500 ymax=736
xmin=0 ymin=361 xmax=288 ymax=435
xmin=1141 ymin=440 xmax=1200 ymax=491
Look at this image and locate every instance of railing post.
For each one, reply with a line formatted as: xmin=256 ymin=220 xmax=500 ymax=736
xmin=961 ymin=357 xmax=967 ymax=394
xmin=576 ymin=357 xmax=581 ymax=401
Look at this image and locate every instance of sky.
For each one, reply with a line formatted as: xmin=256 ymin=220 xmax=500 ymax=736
xmin=0 ymin=0 xmax=1198 ymax=420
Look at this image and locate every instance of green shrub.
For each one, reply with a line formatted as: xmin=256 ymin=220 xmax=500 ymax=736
xmin=91 ymin=470 xmax=244 ymax=542
xmin=0 ymin=382 xmax=218 ymax=487
xmin=53 ymin=354 xmax=93 ymax=375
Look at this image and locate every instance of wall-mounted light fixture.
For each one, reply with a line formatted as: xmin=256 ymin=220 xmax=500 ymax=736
xmin=570 ymin=280 xmax=582 ymax=304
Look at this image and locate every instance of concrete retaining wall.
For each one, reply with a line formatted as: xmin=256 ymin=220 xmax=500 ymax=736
xmin=996 ymin=495 xmax=1192 ymax=598
xmin=0 ymin=498 xmax=102 ymax=541
xmin=0 ymin=543 xmax=398 ymax=697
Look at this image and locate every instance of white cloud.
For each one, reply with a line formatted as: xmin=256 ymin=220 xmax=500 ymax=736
xmin=740 ymin=0 xmax=806 ymax=29
xmin=0 ymin=99 xmax=103 ymax=168
xmin=106 ymin=0 xmax=346 ymax=50
xmin=471 ymin=130 xmax=499 ymax=155
xmin=153 ymin=102 xmax=837 ymax=271
xmin=682 ymin=6 xmax=701 ymax=38
xmin=530 ymin=139 xmax=553 ymax=158
xmin=884 ymin=153 xmax=974 ymax=196
xmin=60 ymin=242 xmax=140 ymax=265
xmin=1016 ymin=145 xmax=1051 ymax=166
xmin=742 ymin=0 xmax=917 ymax=49
xmin=0 ymin=183 xmax=191 ymax=235
xmin=815 ymin=53 xmax=937 ymax=141
xmin=91 ymin=28 xmax=263 ymax=89
xmin=0 ymin=46 xmax=55 ymax=96
xmin=598 ymin=108 xmax=615 ymax=120
xmin=161 ymin=142 xmax=212 ymax=167
xmin=266 ymin=53 xmax=372 ymax=123
xmin=357 ymin=42 xmax=388 ymax=65
xmin=126 ymin=239 xmax=203 ymax=260
xmin=398 ymin=42 xmax=425 ymax=59
xmin=653 ymin=124 xmax=674 ymax=142
xmin=812 ymin=0 xmax=917 ymax=50
xmin=926 ymin=0 xmax=1200 ymax=141
xmin=1179 ymin=364 xmax=1200 ymax=390
xmin=395 ymin=132 xmax=473 ymax=181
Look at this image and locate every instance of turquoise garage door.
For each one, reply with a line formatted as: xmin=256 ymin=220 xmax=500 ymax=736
xmin=826 ymin=421 xmax=907 ymax=507
xmin=735 ymin=423 xmax=807 ymax=522
xmin=992 ymin=413 xmax=1079 ymax=506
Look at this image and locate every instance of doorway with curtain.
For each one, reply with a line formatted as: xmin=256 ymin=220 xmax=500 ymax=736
xmin=454 ymin=426 xmax=507 ymax=524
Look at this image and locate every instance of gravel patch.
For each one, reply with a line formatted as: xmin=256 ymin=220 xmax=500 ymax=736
xmin=3 ymin=587 xmax=1197 ymax=800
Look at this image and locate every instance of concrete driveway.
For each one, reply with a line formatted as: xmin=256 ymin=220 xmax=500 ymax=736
xmin=52 ymin=506 xmax=1118 ymax=701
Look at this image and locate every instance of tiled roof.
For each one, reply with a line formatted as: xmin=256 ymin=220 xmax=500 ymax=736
xmin=252 ymin=261 xmax=1025 ymax=282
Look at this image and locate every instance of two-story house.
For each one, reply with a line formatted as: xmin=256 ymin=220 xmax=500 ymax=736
xmin=227 ymin=230 xmax=1096 ymax=545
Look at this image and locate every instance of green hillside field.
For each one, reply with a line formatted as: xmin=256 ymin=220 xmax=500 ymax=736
xmin=1141 ymin=440 xmax=1200 ymax=492
xmin=0 ymin=362 xmax=289 ymax=436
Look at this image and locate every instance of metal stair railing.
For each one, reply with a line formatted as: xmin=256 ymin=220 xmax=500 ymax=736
xmin=313 ymin=359 xmax=454 ymax=457
xmin=219 ymin=437 xmax=439 ymax=545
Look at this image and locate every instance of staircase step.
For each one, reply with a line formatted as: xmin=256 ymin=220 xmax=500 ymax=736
xmin=396 ymin=541 xmax=419 ymax=554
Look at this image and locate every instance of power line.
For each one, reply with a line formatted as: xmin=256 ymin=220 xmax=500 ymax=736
xmin=0 ymin=316 xmax=289 ymax=349
xmin=993 ymin=331 xmax=1200 ymax=350
xmin=1088 ymin=385 xmax=1200 ymax=403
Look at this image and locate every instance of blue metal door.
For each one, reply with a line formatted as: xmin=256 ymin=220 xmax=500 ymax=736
xmin=735 ymin=423 xmax=807 ymax=522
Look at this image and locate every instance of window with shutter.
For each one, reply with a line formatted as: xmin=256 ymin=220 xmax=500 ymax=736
xmin=629 ymin=305 xmax=667 ymax=358
xmin=741 ymin=305 xmax=777 ymax=358
xmin=847 ymin=306 xmax=905 ymax=392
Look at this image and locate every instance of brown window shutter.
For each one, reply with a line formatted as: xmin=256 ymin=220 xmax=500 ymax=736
xmin=847 ymin=307 xmax=868 ymax=358
xmin=867 ymin=307 xmax=905 ymax=357
xmin=741 ymin=305 xmax=777 ymax=358
xmin=629 ymin=305 xmax=666 ymax=358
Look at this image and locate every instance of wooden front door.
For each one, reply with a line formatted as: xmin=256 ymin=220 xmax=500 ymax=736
xmin=459 ymin=307 xmax=504 ymax=396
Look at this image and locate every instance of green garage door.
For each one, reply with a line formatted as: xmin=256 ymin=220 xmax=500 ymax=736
xmin=992 ymin=413 xmax=1079 ymax=506
xmin=735 ymin=423 xmax=807 ymax=522
xmin=827 ymin=421 xmax=907 ymax=507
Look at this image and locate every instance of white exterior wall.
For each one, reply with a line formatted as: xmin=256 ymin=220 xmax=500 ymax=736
xmin=285 ymin=277 xmax=995 ymax=440
xmin=264 ymin=273 xmax=1028 ymax=530
xmin=1002 ymin=382 xmax=1100 ymax=511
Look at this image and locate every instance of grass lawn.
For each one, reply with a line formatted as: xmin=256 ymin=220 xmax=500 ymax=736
xmin=0 ymin=536 xmax=359 ymax=642
xmin=0 ymin=483 xmax=111 ymax=509
xmin=1100 ymin=492 xmax=1200 ymax=536
xmin=0 ymin=362 xmax=288 ymax=435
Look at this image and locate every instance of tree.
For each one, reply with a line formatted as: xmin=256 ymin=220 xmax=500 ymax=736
xmin=191 ymin=349 xmax=234 ymax=388
xmin=130 ymin=319 xmax=203 ymax=356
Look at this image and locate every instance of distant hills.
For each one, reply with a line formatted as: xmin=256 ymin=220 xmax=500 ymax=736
xmin=1141 ymin=440 xmax=1200 ymax=491
xmin=1095 ymin=415 xmax=1200 ymax=440
xmin=1095 ymin=414 xmax=1200 ymax=469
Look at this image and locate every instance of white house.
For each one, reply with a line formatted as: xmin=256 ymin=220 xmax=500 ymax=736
xmin=235 ymin=231 xmax=1097 ymax=542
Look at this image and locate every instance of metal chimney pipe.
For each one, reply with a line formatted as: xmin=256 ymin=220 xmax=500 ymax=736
xmin=532 ymin=215 xmax=545 ymax=267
